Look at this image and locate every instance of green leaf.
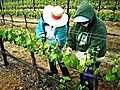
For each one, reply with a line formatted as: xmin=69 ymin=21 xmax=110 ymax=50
xmin=107 ymin=61 xmax=114 ymax=65
xmin=49 ymin=51 xmax=57 ymax=61
xmin=112 ymin=67 xmax=117 ymax=73
xmin=70 ymin=53 xmax=78 ymax=69
xmin=95 ymin=68 xmax=101 ymax=75
xmin=15 ymin=36 xmax=22 ymax=46
xmin=89 ymin=67 xmax=93 ymax=71
xmin=105 ymin=71 xmax=116 ymax=81
xmin=26 ymin=39 xmax=31 ymax=45
xmin=45 ymin=53 xmax=49 ymax=60
xmin=80 ymin=58 xmax=86 ymax=66
xmin=118 ymin=80 xmax=120 ymax=88
xmin=2 ymin=30 xmax=8 ymax=41
xmin=86 ymin=59 xmax=93 ymax=66
xmin=96 ymin=58 xmax=102 ymax=62
xmin=62 ymin=55 xmax=70 ymax=67
xmin=77 ymin=65 xmax=85 ymax=73
xmin=7 ymin=34 xmax=11 ymax=41
xmin=15 ymin=36 xmax=21 ymax=41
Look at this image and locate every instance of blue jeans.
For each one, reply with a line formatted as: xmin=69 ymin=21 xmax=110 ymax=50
xmin=83 ymin=62 xmax=101 ymax=81
xmin=80 ymin=62 xmax=101 ymax=90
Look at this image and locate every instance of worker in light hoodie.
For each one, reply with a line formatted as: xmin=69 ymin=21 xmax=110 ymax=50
xmin=36 ymin=5 xmax=70 ymax=77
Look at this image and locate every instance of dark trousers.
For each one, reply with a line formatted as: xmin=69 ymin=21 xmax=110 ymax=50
xmin=80 ymin=61 xmax=100 ymax=90
xmin=80 ymin=73 xmax=98 ymax=90
xmin=49 ymin=61 xmax=70 ymax=77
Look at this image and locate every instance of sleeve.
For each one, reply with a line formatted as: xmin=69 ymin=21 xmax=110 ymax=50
xmin=36 ymin=18 xmax=45 ymax=40
xmin=67 ymin=23 xmax=76 ymax=50
xmin=56 ymin=24 xmax=68 ymax=48
xmin=87 ymin=26 xmax=107 ymax=57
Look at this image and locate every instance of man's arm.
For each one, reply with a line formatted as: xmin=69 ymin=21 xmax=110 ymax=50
xmin=36 ymin=18 xmax=45 ymax=40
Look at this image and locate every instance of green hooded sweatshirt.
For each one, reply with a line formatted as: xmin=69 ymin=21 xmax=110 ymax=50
xmin=68 ymin=0 xmax=107 ymax=57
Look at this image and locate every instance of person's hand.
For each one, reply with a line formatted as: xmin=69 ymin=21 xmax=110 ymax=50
xmin=64 ymin=47 xmax=72 ymax=55
xmin=75 ymin=51 xmax=85 ymax=60
xmin=61 ymin=48 xmax=64 ymax=55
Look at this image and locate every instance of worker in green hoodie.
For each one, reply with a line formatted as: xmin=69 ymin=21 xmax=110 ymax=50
xmin=68 ymin=0 xmax=107 ymax=90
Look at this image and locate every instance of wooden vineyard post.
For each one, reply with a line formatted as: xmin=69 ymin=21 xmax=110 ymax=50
xmin=0 ymin=36 xmax=9 ymax=66
xmin=98 ymin=0 xmax=102 ymax=12
xmin=30 ymin=52 xmax=37 ymax=67
xmin=18 ymin=0 xmax=19 ymax=4
xmin=67 ymin=0 xmax=70 ymax=37
xmin=33 ymin=0 xmax=35 ymax=11
xmin=1 ymin=0 xmax=5 ymax=24
xmin=30 ymin=52 xmax=42 ymax=84
xmin=24 ymin=14 xmax=28 ymax=28
xmin=0 ymin=3 xmax=2 ymax=11
xmin=22 ymin=0 xmax=24 ymax=6
xmin=10 ymin=15 xmax=14 ymax=23
xmin=2 ymin=14 xmax=5 ymax=24
xmin=1 ymin=0 xmax=4 ymax=10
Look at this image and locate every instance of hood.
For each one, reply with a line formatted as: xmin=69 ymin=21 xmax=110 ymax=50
xmin=74 ymin=0 xmax=97 ymax=24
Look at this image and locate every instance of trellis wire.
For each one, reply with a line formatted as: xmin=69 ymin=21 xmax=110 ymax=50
xmin=0 ymin=14 xmax=38 ymax=24
xmin=1 ymin=13 xmax=120 ymax=38
xmin=1 ymin=16 xmax=120 ymax=39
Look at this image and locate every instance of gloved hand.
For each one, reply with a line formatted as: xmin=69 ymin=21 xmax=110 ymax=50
xmin=61 ymin=47 xmax=65 ymax=55
xmin=75 ymin=51 xmax=85 ymax=60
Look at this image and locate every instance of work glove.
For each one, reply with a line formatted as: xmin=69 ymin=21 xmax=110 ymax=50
xmin=61 ymin=48 xmax=64 ymax=55
xmin=75 ymin=51 xmax=85 ymax=60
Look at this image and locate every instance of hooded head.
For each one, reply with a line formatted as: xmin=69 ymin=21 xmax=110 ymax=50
xmin=74 ymin=0 xmax=97 ymax=25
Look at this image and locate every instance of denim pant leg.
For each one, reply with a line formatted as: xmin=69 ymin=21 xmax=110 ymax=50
xmin=82 ymin=62 xmax=101 ymax=90
xmin=83 ymin=62 xmax=101 ymax=80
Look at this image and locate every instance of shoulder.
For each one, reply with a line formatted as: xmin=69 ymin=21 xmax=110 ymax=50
xmin=96 ymin=18 xmax=106 ymax=26
xmin=96 ymin=18 xmax=107 ymax=30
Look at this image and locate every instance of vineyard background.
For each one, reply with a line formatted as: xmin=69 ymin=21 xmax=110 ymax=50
xmin=0 ymin=0 xmax=120 ymax=90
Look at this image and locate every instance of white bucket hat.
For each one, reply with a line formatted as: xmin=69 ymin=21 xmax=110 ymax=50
xmin=74 ymin=16 xmax=89 ymax=22
xmin=43 ymin=5 xmax=68 ymax=27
